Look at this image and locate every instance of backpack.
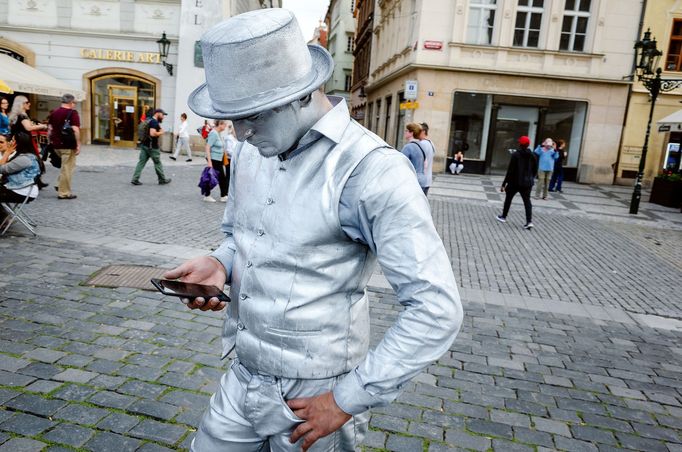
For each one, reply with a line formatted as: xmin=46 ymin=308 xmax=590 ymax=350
xmin=137 ymin=117 xmax=153 ymax=147
xmin=60 ymin=109 xmax=77 ymax=149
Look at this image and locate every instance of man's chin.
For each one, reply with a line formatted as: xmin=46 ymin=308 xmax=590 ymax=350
xmin=255 ymin=145 xmax=282 ymax=158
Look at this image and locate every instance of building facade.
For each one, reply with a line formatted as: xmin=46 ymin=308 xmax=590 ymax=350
xmin=350 ymin=0 xmax=377 ymax=122
xmin=615 ymin=0 xmax=682 ymax=186
xmin=325 ymin=0 xmax=355 ymax=100
xmin=360 ymin=0 xmax=642 ymax=183
xmin=0 ymin=0 xmax=278 ymax=150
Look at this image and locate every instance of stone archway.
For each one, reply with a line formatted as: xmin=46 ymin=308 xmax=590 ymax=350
xmin=82 ymin=68 xmax=161 ymax=145
xmin=0 ymin=38 xmax=35 ymax=66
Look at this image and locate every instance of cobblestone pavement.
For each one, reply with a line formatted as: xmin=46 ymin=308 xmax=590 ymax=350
xmin=0 ymin=149 xmax=681 ymax=451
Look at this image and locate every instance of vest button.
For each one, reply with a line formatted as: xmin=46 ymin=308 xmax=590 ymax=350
xmin=239 ymin=293 xmax=247 ymax=300
xmin=237 ymin=322 xmax=244 ymax=330
xmin=266 ymin=198 xmax=274 ymax=205
xmin=246 ymin=261 xmax=253 ymax=268
xmin=257 ymin=229 xmax=265 ymax=236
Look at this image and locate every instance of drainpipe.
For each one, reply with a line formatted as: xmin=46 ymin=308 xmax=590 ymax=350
xmin=613 ymin=0 xmax=648 ymax=185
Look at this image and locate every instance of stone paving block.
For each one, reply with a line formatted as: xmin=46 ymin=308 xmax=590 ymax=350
xmin=117 ymin=364 xmax=164 ymax=381
xmin=554 ymin=435 xmax=600 ymax=452
xmin=175 ymin=408 xmax=203 ymax=427
xmin=632 ymin=422 xmax=682 ymax=442
xmin=444 ymin=428 xmax=491 ymax=451
xmin=128 ymin=418 xmax=187 ymax=445
xmin=89 ymin=390 xmax=138 ymax=410
xmin=0 ymin=369 xmax=36 ymax=387
xmin=0 ymin=438 xmax=47 ymax=452
xmin=137 ymin=443 xmax=176 ymax=452
xmin=160 ymin=390 xmax=210 ymax=411
xmin=18 ymin=362 xmax=63 ymax=380
xmin=386 ymin=433 xmax=424 ymax=452
xmin=52 ymin=368 xmax=98 ymax=383
xmin=571 ymin=425 xmax=618 ymax=446
xmin=397 ymin=391 xmax=443 ymax=410
xmin=505 ymin=399 xmax=548 ymax=417
xmin=408 ymin=421 xmax=444 ymax=440
xmin=0 ymin=388 xmax=20 ymax=405
xmin=0 ymin=412 xmax=56 ymax=436
xmin=118 ymin=379 xmax=168 ymax=398
xmin=607 ymin=405 xmax=657 ymax=424
xmin=422 ymin=411 xmax=466 ymax=430
xmin=531 ymin=415 xmax=572 ymax=437
xmin=53 ymin=403 xmax=110 ymax=425
xmin=581 ymin=413 xmax=634 ymax=433
xmin=492 ymin=438 xmax=535 ymax=451
xmin=609 ymin=385 xmax=647 ymax=400
xmin=370 ymin=414 xmax=408 ymax=433
xmin=42 ymin=423 xmax=96 ymax=448
xmin=90 ymin=374 xmax=128 ymax=390
xmin=4 ymin=393 xmax=68 ymax=417
xmin=57 ymin=353 xmax=94 ymax=367
xmin=443 ymin=401 xmax=489 ymax=419
xmin=83 ymin=431 xmax=143 ymax=452
xmin=466 ymin=419 xmax=513 ymax=440
xmin=128 ymin=398 xmax=181 ymax=421
xmin=428 ymin=443 xmax=466 ymax=452
xmin=120 ymin=320 xmax=156 ymax=331
xmin=22 ymin=348 xmax=67 ymax=363
xmin=512 ymin=426 xmax=555 ymax=448
xmin=51 ymin=383 xmax=98 ymax=402
xmin=615 ymin=432 xmax=669 ymax=451
xmin=0 ymin=354 xmax=30 ymax=372
xmin=87 ymin=358 xmax=124 ymax=374
xmin=96 ymin=412 xmax=141 ymax=434
xmin=24 ymin=379 xmax=63 ymax=394
xmin=490 ymin=410 xmax=531 ymax=428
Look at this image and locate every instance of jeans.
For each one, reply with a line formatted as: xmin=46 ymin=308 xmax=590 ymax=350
xmin=191 ymin=360 xmax=368 ymax=451
xmin=502 ymin=186 xmax=532 ymax=224
xmin=132 ymin=145 xmax=167 ymax=182
xmin=535 ymin=171 xmax=552 ymax=198
xmin=549 ymin=167 xmax=564 ymax=192
xmin=173 ymin=137 xmax=192 ymax=159
xmin=210 ymin=159 xmax=229 ymax=197
xmin=56 ymin=148 xmax=77 ymax=196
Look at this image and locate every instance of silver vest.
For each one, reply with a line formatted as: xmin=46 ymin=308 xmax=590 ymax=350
xmin=224 ymin=120 xmax=388 ymax=379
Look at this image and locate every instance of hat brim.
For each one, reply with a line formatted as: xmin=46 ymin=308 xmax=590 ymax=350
xmin=187 ymin=45 xmax=333 ymax=120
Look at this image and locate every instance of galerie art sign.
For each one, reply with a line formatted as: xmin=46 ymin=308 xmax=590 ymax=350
xmin=80 ymin=48 xmax=162 ymax=64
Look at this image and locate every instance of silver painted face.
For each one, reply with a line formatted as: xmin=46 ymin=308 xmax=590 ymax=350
xmin=233 ymin=104 xmax=303 ymax=158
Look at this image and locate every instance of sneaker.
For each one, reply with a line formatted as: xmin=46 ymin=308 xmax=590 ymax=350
xmin=169 ymin=156 xmax=176 ymax=160
xmin=186 ymin=158 xmax=193 ymax=162
xmin=548 ymin=189 xmax=555 ymax=192
xmin=219 ymin=196 xmax=228 ymax=202
xmin=131 ymin=180 xmax=142 ymax=185
xmin=159 ymin=178 xmax=172 ymax=185
xmin=203 ymin=196 xmax=216 ymax=202
xmin=523 ymin=222 xmax=534 ymax=230
xmin=57 ymin=194 xmax=77 ymax=200
xmin=496 ymin=215 xmax=506 ymax=223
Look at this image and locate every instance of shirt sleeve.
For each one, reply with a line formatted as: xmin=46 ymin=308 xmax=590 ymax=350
xmin=71 ymin=110 xmax=81 ymax=127
xmin=0 ymin=154 xmax=31 ymax=176
xmin=210 ymin=141 xmax=244 ymax=281
xmin=333 ymin=148 xmax=463 ymax=415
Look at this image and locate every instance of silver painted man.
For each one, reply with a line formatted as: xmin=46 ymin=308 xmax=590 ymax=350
xmin=165 ymin=8 xmax=463 ymax=452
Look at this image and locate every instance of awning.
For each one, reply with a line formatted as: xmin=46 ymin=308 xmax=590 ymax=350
xmin=657 ymin=109 xmax=682 ymax=127
xmin=0 ymin=54 xmax=85 ymax=101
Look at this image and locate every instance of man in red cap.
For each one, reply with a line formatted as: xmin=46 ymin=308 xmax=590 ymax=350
xmin=496 ymin=135 xmax=537 ymax=229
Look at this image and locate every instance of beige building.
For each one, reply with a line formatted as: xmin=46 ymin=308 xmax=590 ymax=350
xmin=360 ymin=0 xmax=642 ymax=183
xmin=615 ymin=1 xmax=682 ymax=186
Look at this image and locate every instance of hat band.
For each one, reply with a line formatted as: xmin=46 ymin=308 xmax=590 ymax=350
xmin=208 ymin=67 xmax=319 ymax=115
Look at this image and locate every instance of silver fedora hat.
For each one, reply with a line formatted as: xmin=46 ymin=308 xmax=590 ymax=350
xmin=188 ymin=8 xmax=334 ymax=120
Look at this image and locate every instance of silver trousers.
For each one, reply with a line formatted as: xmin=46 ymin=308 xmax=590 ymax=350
xmin=191 ymin=360 xmax=368 ymax=451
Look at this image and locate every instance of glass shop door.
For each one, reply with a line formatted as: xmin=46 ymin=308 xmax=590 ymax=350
xmin=109 ymin=85 xmax=138 ymax=147
xmin=488 ymin=106 xmax=539 ymax=173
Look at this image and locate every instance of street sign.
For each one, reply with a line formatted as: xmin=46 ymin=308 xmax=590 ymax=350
xmin=405 ymin=80 xmax=418 ymax=100
xmin=399 ymin=101 xmax=419 ymax=110
xmin=423 ymin=40 xmax=443 ymax=50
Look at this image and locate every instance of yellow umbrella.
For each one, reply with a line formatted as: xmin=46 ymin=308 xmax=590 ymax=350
xmin=0 ymin=79 xmax=13 ymax=94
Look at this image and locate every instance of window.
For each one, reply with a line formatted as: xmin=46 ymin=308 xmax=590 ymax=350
xmin=344 ymin=74 xmax=352 ymax=92
xmin=560 ymin=0 xmax=591 ymax=52
xmin=351 ymin=0 xmax=355 ymax=13
xmin=375 ymin=99 xmax=381 ymax=135
xmin=384 ymin=95 xmax=393 ymax=141
xmin=367 ymin=102 xmax=373 ymax=131
xmin=667 ymin=20 xmax=682 ymax=71
xmin=514 ymin=0 xmax=544 ymax=48
xmin=346 ymin=35 xmax=354 ymax=52
xmin=467 ymin=0 xmax=497 ymax=45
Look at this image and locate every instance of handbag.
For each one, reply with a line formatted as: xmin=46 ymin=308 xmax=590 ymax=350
xmin=49 ymin=147 xmax=62 ymax=168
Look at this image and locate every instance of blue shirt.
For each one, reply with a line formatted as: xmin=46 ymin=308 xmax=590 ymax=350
xmin=534 ymin=146 xmax=558 ymax=172
xmin=0 ymin=113 xmax=9 ymax=135
xmin=206 ymin=129 xmax=225 ymax=161
xmin=400 ymin=140 xmax=427 ymax=188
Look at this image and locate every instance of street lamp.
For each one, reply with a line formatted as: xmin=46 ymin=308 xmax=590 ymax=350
xmin=629 ymin=29 xmax=682 ymax=214
xmin=156 ymin=32 xmax=173 ymax=76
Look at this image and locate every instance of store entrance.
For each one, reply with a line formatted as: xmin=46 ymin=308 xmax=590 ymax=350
xmin=109 ymin=86 xmax=137 ymax=147
xmin=488 ymin=106 xmax=538 ymax=173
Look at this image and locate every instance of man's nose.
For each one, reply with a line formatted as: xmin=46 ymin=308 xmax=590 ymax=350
xmin=233 ymin=121 xmax=253 ymax=141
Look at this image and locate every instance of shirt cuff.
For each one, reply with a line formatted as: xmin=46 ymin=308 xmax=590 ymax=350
xmin=210 ymin=243 xmax=234 ymax=282
xmin=332 ymin=368 xmax=382 ymax=415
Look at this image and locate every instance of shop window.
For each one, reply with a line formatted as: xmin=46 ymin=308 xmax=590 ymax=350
xmin=536 ymin=99 xmax=586 ymax=168
xmin=367 ymin=102 xmax=373 ymax=131
xmin=560 ymin=0 xmax=591 ymax=52
xmin=450 ymin=92 xmax=489 ymax=161
xmin=514 ymin=0 xmax=544 ymax=48
xmin=344 ymin=74 xmax=352 ymax=92
xmin=384 ymin=95 xmax=392 ymax=142
xmin=395 ymin=92 xmax=407 ymax=149
xmin=467 ymin=0 xmax=497 ymax=45
xmin=666 ymin=20 xmax=682 ymax=71
xmin=375 ymin=98 xmax=381 ymax=136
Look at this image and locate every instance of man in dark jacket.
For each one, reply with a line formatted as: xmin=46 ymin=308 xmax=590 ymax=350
xmin=496 ymin=135 xmax=537 ymax=229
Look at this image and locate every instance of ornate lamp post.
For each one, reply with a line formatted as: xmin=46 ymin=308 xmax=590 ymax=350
xmin=156 ymin=32 xmax=173 ymax=76
xmin=629 ymin=29 xmax=682 ymax=214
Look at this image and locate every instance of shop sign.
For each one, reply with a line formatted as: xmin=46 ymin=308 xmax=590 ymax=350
xmin=405 ymin=80 xmax=418 ymax=100
xmin=659 ymin=124 xmax=671 ymax=132
xmin=80 ymin=48 xmax=162 ymax=64
xmin=423 ymin=40 xmax=443 ymax=50
xmin=399 ymin=101 xmax=419 ymax=110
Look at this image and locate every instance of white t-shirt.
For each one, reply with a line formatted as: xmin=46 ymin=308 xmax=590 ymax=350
xmin=177 ymin=120 xmax=189 ymax=138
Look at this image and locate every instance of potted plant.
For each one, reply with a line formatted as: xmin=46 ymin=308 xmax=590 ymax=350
xmin=649 ymin=170 xmax=682 ymax=208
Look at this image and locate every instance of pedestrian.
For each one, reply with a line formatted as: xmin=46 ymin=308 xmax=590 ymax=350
xmin=199 ymin=120 xmax=212 ymax=140
xmin=9 ymin=96 xmax=49 ymax=191
xmin=450 ymin=150 xmax=464 ymax=174
xmin=0 ymin=98 xmax=10 ymax=137
xmin=170 ymin=113 xmax=192 ymax=162
xmin=47 ymin=94 xmax=81 ymax=200
xmin=202 ymin=119 xmax=228 ymax=202
xmin=418 ymin=122 xmax=435 ymax=195
xmin=497 ymin=135 xmax=537 ymax=229
xmin=549 ymin=139 xmax=567 ymax=193
xmin=164 ymin=9 xmax=462 ymax=451
xmin=400 ymin=122 xmax=430 ymax=195
xmin=533 ymin=138 xmax=558 ymax=199
xmin=131 ymin=108 xmax=172 ymax=186
xmin=0 ymin=134 xmax=40 ymax=205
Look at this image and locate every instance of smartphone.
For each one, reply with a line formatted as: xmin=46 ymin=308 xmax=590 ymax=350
xmin=151 ymin=279 xmax=230 ymax=302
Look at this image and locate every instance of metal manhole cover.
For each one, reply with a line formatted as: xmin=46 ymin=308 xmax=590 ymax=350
xmin=84 ymin=265 xmax=169 ymax=290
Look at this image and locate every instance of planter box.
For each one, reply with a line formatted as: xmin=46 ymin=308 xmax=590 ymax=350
xmin=649 ymin=177 xmax=682 ymax=208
